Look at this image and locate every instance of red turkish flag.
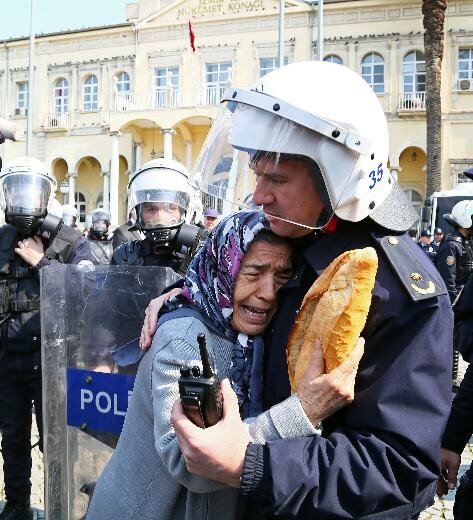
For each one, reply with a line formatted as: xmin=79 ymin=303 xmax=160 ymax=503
xmin=188 ymin=20 xmax=196 ymax=53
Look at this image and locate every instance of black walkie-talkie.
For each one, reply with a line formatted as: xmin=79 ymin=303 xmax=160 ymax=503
xmin=178 ymin=333 xmax=222 ymax=428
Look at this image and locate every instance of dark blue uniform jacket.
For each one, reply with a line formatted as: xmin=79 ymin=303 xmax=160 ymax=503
xmin=442 ymin=273 xmax=473 ymax=454
xmin=453 ymin=273 xmax=473 ymax=363
xmin=240 ymin=219 xmax=453 ymax=519
xmin=435 ymin=235 xmax=464 ymax=303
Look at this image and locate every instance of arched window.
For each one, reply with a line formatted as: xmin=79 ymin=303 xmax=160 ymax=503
xmin=54 ymin=78 xmax=69 ymax=114
xmin=323 ymin=55 xmax=343 ymax=65
xmin=83 ymin=75 xmax=99 ymax=111
xmin=75 ymin=192 xmax=87 ymax=223
xmin=361 ymin=53 xmax=384 ymax=93
xmin=403 ymin=189 xmax=423 ymax=215
xmin=403 ymin=51 xmax=426 ymax=94
xmin=116 ymin=71 xmax=130 ymax=93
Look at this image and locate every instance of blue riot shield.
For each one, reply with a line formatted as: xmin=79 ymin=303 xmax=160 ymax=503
xmin=41 ymin=264 xmax=180 ymax=520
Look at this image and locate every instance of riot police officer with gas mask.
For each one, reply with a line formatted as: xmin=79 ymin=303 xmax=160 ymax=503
xmin=436 ymin=200 xmax=473 ymax=304
xmin=111 ymin=158 xmax=206 ymax=273
xmin=61 ymin=203 xmax=79 ymax=229
xmin=0 ymin=157 xmax=92 ymax=520
xmin=87 ymin=208 xmax=114 ymax=265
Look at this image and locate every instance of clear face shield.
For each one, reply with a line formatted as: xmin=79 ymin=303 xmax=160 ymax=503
xmin=1 ymin=173 xmax=51 ymax=217
xmin=128 ymin=167 xmax=191 ymax=230
xmin=62 ymin=214 xmax=77 ymax=228
xmin=192 ymin=90 xmax=388 ymax=238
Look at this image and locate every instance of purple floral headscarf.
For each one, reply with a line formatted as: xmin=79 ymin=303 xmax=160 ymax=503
xmin=167 ymin=210 xmax=270 ymax=418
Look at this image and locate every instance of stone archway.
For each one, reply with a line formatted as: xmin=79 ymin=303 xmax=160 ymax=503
xmin=398 ymin=146 xmax=427 ymax=200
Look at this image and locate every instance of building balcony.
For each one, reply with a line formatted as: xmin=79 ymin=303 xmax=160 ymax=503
xmin=397 ymin=92 xmax=426 ymax=113
xmin=44 ymin=112 xmax=70 ymax=130
xmin=113 ymin=85 xmax=228 ymax=112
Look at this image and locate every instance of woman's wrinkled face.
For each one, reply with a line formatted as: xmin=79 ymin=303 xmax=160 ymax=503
xmin=231 ymin=239 xmax=293 ymax=335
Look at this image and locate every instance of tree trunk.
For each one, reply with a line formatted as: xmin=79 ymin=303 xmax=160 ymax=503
xmin=423 ymin=0 xmax=447 ymax=200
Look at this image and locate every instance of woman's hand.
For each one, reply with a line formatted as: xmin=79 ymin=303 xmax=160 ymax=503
xmin=297 ymin=338 xmax=365 ymax=425
xmin=139 ymin=288 xmax=182 ymax=351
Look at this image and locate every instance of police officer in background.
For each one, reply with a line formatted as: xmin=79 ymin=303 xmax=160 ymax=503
xmin=111 ymin=208 xmax=143 ymax=249
xmin=112 ymin=158 xmax=207 ymax=273
xmin=435 ymin=200 xmax=473 ymax=303
xmin=61 ymin=203 xmax=79 ymax=229
xmin=0 ymin=157 xmax=92 ymax=520
xmin=432 ymin=227 xmax=444 ymax=252
xmin=418 ymin=229 xmax=436 ymax=260
xmin=87 ymin=208 xmax=114 ymax=265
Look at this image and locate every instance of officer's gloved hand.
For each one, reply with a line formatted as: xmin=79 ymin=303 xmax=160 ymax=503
xmin=296 ymin=338 xmax=365 ymax=426
xmin=140 ymin=287 xmax=182 ymax=351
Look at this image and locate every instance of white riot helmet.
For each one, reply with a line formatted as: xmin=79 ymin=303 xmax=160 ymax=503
xmin=128 ymin=158 xmax=193 ymax=245
xmin=193 ymin=61 xmax=417 ymax=232
xmin=62 ymin=203 xmax=79 ymax=228
xmin=87 ymin=208 xmax=111 ymax=239
xmin=0 ymin=156 xmax=57 ymax=235
xmin=444 ymin=200 xmax=473 ymax=230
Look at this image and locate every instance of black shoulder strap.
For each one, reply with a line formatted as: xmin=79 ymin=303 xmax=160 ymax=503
xmin=45 ymin=224 xmax=82 ymax=263
xmin=0 ymin=225 xmax=19 ymax=275
xmin=178 ymin=226 xmax=209 ymax=275
xmin=372 ymin=232 xmax=447 ymax=302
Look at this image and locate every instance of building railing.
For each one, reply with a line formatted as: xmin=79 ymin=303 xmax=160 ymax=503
xmin=398 ymin=92 xmax=426 ymax=111
xmin=45 ymin=112 xmax=70 ymax=128
xmin=113 ymin=85 xmax=229 ymax=112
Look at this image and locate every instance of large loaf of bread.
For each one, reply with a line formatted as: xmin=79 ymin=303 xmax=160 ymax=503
xmin=287 ymin=247 xmax=378 ymax=394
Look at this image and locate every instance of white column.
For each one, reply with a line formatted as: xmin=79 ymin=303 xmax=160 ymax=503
xmin=135 ymin=142 xmax=142 ymax=170
xmin=185 ymin=140 xmax=192 ymax=170
xmin=161 ymin=128 xmax=175 ymax=160
xmin=110 ymin=131 xmax=120 ymax=226
xmin=102 ymin=171 xmax=110 ymax=212
xmin=67 ymin=172 xmax=76 ymax=206
xmin=390 ymin=167 xmax=400 ymax=182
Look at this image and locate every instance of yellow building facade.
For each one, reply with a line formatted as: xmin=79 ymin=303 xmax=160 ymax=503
xmin=1 ymin=0 xmax=472 ymax=226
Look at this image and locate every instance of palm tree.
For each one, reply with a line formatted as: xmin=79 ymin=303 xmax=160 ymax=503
xmin=422 ymin=0 xmax=447 ymax=200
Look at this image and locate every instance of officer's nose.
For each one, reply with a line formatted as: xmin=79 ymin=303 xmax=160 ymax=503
xmin=252 ymin=181 xmax=274 ymax=207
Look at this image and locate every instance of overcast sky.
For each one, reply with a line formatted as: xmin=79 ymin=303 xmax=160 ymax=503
xmin=0 ymin=0 xmax=131 ymax=40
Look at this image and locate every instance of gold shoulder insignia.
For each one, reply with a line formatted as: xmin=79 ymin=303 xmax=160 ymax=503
xmin=411 ymin=280 xmax=436 ymax=295
xmin=446 ymin=256 xmax=455 ymax=266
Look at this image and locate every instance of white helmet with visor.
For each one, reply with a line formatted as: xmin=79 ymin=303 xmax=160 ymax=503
xmin=193 ymin=61 xmax=418 ymax=232
xmin=444 ymin=200 xmax=473 ymax=230
xmin=128 ymin=158 xmax=193 ymax=231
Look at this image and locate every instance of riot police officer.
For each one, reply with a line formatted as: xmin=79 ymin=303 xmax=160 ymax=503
xmin=111 ymin=209 xmax=143 ymax=249
xmin=435 ymin=200 xmax=473 ymax=303
xmin=112 ymin=158 xmax=207 ymax=273
xmin=164 ymin=60 xmax=452 ymax=519
xmin=0 ymin=157 xmax=92 ymax=520
xmin=87 ymin=208 xmax=114 ymax=265
xmin=61 ymin=203 xmax=79 ymax=229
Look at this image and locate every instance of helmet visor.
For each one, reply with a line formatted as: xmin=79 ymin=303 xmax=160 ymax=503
xmin=1 ymin=173 xmax=51 ymax=216
xmin=137 ymin=201 xmax=185 ymax=228
xmin=192 ymin=101 xmax=363 ymax=234
xmin=62 ymin=214 xmax=77 ymax=227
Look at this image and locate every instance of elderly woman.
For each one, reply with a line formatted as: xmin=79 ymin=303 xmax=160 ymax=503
xmin=86 ymin=211 xmax=362 ymax=520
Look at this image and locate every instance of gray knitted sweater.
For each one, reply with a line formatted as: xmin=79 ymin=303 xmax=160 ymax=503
xmin=86 ymin=316 xmax=318 ymax=520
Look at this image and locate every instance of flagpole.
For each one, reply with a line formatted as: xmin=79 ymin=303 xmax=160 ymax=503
xmin=187 ymin=9 xmax=197 ymax=109
xmin=278 ymin=0 xmax=285 ymax=67
xmin=26 ymin=0 xmax=35 ymax=155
